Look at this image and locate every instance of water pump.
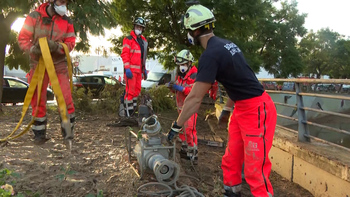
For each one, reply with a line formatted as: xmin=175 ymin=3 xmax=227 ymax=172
xmin=125 ymin=115 xmax=179 ymax=185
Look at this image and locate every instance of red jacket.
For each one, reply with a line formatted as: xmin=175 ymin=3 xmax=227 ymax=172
xmin=175 ymin=66 xmax=198 ymax=110
xmin=121 ymin=30 xmax=148 ymax=73
xmin=18 ymin=2 xmax=75 ymax=66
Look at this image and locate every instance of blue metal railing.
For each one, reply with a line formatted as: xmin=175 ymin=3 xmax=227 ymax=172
xmin=217 ymin=78 xmax=350 ymax=151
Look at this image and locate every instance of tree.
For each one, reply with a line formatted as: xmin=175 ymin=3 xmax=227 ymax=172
xmin=329 ymin=39 xmax=350 ymax=78
xmin=110 ymin=0 xmax=306 ymax=77
xmin=257 ymin=0 xmax=307 ymax=78
xmin=0 ymin=0 xmax=117 ymax=105
xmin=299 ymin=28 xmax=343 ymax=78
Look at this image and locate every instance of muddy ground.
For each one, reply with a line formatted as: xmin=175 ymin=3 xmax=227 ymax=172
xmin=0 ymin=104 xmax=313 ymax=197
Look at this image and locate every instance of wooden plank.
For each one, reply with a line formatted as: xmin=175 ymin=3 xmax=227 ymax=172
xmin=213 ymin=136 xmax=223 ymax=143
xmin=204 ymin=135 xmax=214 ymax=142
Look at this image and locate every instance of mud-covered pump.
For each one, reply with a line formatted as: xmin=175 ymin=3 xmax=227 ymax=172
xmin=125 ymin=115 xmax=180 ymax=185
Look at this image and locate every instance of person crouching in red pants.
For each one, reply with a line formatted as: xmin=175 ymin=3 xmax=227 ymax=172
xmin=168 ymin=49 xmax=199 ymax=163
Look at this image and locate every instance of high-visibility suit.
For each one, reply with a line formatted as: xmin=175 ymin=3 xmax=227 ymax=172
xmin=18 ymin=2 xmax=76 ymax=142
xmin=121 ymin=30 xmax=148 ymax=116
xmin=174 ymin=66 xmax=198 ymax=148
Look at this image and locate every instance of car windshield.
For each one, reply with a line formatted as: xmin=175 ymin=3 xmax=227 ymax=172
xmin=104 ymin=77 xmax=116 ymax=85
xmin=7 ymin=79 xmax=27 ymax=88
xmin=146 ymin=72 xmax=164 ymax=82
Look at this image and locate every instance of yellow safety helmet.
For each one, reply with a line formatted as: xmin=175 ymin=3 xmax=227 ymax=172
xmin=174 ymin=49 xmax=194 ymax=65
xmin=183 ymin=4 xmax=216 ymax=31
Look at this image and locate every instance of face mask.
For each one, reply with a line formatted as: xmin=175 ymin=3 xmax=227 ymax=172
xmin=187 ymin=32 xmax=195 ymax=45
xmin=135 ymin=29 xmax=142 ymax=35
xmin=54 ymin=4 xmax=67 ymax=16
xmin=187 ymin=32 xmax=200 ymax=46
xmin=179 ymin=65 xmax=188 ymax=73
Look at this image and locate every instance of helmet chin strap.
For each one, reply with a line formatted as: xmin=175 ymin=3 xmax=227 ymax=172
xmin=199 ymin=32 xmax=214 ymax=38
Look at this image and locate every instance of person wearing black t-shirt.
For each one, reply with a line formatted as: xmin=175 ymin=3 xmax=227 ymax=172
xmin=166 ymin=4 xmax=277 ymax=197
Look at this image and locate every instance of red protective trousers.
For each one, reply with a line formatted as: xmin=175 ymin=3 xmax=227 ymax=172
xmin=178 ymin=112 xmax=198 ymax=147
xmin=124 ymin=72 xmax=142 ymax=100
xmin=28 ymin=62 xmax=75 ymax=117
xmin=221 ymin=91 xmax=277 ymax=197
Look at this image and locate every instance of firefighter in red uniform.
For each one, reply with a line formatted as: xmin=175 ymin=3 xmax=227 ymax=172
xmin=167 ymin=4 xmax=277 ymax=197
xmin=121 ymin=17 xmax=148 ymax=117
xmin=18 ymin=0 xmax=76 ymax=145
xmin=170 ymin=49 xmax=198 ymax=162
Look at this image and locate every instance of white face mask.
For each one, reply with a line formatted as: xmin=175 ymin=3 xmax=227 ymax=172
xmin=179 ymin=65 xmax=188 ymax=73
xmin=135 ymin=29 xmax=142 ymax=36
xmin=187 ymin=32 xmax=195 ymax=45
xmin=54 ymin=4 xmax=67 ymax=16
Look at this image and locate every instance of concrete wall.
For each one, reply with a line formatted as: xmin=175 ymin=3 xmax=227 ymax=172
xmin=215 ymin=103 xmax=350 ymax=196
xmin=270 ymin=127 xmax=350 ymax=197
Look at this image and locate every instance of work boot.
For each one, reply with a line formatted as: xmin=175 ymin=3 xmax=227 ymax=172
xmin=124 ymin=99 xmax=135 ymax=117
xmin=179 ymin=143 xmax=188 ymax=159
xmin=223 ymin=185 xmax=241 ymax=197
xmin=33 ymin=130 xmax=49 ymax=145
xmin=32 ymin=117 xmax=49 ymax=145
xmin=187 ymin=146 xmax=198 ymax=165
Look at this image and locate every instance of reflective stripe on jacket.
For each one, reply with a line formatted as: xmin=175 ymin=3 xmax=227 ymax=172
xmin=18 ymin=2 xmax=75 ymax=67
xmin=121 ymin=30 xmax=148 ymax=73
xmin=175 ymin=66 xmax=198 ymax=110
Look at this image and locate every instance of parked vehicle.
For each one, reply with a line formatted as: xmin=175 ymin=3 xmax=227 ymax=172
xmin=141 ymin=72 xmax=172 ymax=89
xmin=262 ymin=81 xmax=278 ymax=90
xmin=281 ymin=82 xmax=295 ymax=91
xmin=313 ymin=84 xmax=337 ymax=92
xmin=341 ymin=84 xmax=350 ymax=93
xmin=73 ymin=74 xmax=119 ymax=97
xmin=2 ymin=76 xmax=55 ymax=104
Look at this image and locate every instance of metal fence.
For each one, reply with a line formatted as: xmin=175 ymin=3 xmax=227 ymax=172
xmin=218 ymin=78 xmax=350 ymax=151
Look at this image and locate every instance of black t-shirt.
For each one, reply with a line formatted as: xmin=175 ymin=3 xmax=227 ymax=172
xmin=195 ymin=36 xmax=264 ymax=101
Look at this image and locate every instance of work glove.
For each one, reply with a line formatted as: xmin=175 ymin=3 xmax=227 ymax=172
xmin=167 ymin=121 xmax=183 ymax=142
xmin=143 ymin=70 xmax=148 ymax=80
xmin=165 ymin=81 xmax=174 ymax=88
xmin=172 ymin=84 xmax=184 ymax=92
xmin=30 ymin=44 xmax=41 ymax=56
xmin=218 ymin=109 xmax=231 ymax=129
xmin=47 ymin=40 xmax=59 ymax=53
xmin=125 ymin=68 xmax=133 ymax=79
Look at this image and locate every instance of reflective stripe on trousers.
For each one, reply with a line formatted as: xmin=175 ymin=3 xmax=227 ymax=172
xmin=221 ymin=92 xmax=277 ymax=197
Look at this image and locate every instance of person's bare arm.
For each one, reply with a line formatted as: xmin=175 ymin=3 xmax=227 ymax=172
xmin=176 ymin=81 xmax=212 ymax=126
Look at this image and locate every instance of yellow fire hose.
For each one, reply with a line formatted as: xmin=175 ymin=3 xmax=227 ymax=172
xmin=0 ymin=37 xmax=73 ymax=142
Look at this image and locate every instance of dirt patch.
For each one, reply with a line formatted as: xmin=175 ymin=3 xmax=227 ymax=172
xmin=0 ymin=104 xmax=313 ymax=197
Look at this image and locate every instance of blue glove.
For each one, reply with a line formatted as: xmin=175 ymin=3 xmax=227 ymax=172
xmin=125 ymin=68 xmax=133 ymax=79
xmin=167 ymin=121 xmax=183 ymax=142
xmin=172 ymin=84 xmax=184 ymax=92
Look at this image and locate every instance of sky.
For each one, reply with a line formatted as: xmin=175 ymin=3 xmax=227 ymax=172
xmin=295 ymin=0 xmax=350 ymax=38
xmin=10 ymin=0 xmax=350 ymax=55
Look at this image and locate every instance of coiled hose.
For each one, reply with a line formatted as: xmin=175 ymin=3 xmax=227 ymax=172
xmin=137 ymin=181 xmax=205 ymax=197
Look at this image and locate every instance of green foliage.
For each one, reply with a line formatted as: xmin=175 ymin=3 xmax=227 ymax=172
xmin=72 ymin=83 xmax=124 ymax=114
xmin=111 ymin=0 xmax=306 ymax=77
xmin=94 ymin=84 xmax=124 ymax=114
xmin=5 ymin=31 xmax=30 ymax=72
xmin=85 ymin=190 xmax=103 ymax=197
xmin=299 ymin=28 xmax=346 ymax=78
xmin=2 ymin=0 xmax=118 ymax=72
xmin=147 ymin=85 xmax=175 ymax=112
xmin=72 ymin=87 xmax=94 ymax=113
xmin=0 ymin=168 xmax=37 ymax=197
xmin=55 ymin=165 xmax=77 ymax=182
